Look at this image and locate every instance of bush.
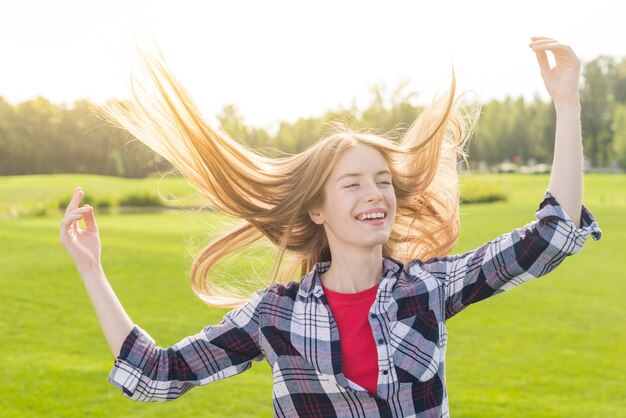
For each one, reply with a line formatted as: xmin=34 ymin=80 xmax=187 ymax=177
xmin=95 ymin=198 xmax=112 ymax=209
xmin=460 ymin=177 xmax=508 ymax=204
xmin=8 ymin=203 xmax=54 ymax=218
xmin=118 ymin=192 xmax=163 ymax=207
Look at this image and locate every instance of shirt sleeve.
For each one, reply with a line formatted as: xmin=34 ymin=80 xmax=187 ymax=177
xmin=107 ymin=289 xmax=266 ymax=402
xmin=416 ymin=189 xmax=602 ymax=320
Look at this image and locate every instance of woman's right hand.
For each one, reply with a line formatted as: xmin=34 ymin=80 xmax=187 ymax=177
xmin=59 ymin=187 xmax=102 ymax=272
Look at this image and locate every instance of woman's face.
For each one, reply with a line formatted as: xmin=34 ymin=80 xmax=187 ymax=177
xmin=309 ymin=144 xmax=397 ymax=253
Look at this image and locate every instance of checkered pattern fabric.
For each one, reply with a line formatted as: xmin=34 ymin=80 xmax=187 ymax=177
xmin=108 ymin=190 xmax=601 ymax=417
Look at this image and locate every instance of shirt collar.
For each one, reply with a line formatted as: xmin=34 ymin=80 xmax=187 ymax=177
xmin=297 ymin=255 xmax=403 ymax=299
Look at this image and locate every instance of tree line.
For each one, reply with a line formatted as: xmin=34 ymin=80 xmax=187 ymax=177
xmin=1 ymin=55 xmax=625 ymax=177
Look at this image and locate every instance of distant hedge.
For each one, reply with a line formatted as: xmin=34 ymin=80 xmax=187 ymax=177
xmin=118 ymin=192 xmax=163 ymax=207
xmin=460 ymin=177 xmax=508 ymax=204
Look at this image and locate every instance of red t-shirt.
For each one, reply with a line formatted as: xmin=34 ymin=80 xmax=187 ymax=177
xmin=322 ymin=283 xmax=379 ymax=395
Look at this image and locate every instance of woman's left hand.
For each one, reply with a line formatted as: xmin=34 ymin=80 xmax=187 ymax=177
xmin=529 ymin=36 xmax=581 ymax=105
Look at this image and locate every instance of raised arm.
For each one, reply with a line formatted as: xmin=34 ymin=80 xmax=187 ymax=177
xmin=59 ymin=187 xmax=134 ymax=357
xmin=408 ymin=38 xmax=603 ymax=320
xmin=530 ymin=36 xmax=583 ymax=227
xmin=60 ymin=187 xmax=265 ymax=402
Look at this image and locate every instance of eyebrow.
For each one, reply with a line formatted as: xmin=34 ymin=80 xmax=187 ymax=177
xmin=336 ymin=170 xmax=392 ymax=183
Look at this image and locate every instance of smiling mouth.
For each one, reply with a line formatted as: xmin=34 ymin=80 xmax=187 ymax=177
xmin=355 ymin=213 xmax=387 ymax=221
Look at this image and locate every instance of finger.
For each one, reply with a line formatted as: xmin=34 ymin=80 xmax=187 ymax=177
xmin=65 ymin=187 xmax=84 ymax=214
xmin=60 ymin=213 xmax=80 ymax=231
xmin=66 ymin=205 xmax=92 ymax=216
xmin=60 ymin=213 xmax=84 ymax=241
xmin=63 ymin=213 xmax=84 ymax=226
xmin=531 ymin=44 xmax=570 ymax=52
xmin=532 ymin=44 xmax=579 ymax=66
xmin=82 ymin=206 xmax=99 ymax=232
xmin=64 ymin=206 xmax=91 ymax=232
xmin=534 ymin=50 xmax=551 ymax=73
xmin=61 ymin=206 xmax=91 ymax=232
xmin=530 ymin=42 xmax=575 ymax=56
xmin=530 ymin=38 xmax=559 ymax=45
xmin=62 ymin=210 xmax=86 ymax=225
xmin=531 ymin=44 xmax=574 ymax=61
xmin=530 ymin=36 xmax=554 ymax=42
xmin=530 ymin=43 xmax=563 ymax=54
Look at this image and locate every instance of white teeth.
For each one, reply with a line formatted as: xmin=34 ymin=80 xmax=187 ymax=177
xmin=357 ymin=212 xmax=385 ymax=221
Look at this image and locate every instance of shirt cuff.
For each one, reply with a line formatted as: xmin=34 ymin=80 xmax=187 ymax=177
xmin=107 ymin=324 xmax=155 ymax=398
xmin=535 ymin=189 xmax=603 ymax=244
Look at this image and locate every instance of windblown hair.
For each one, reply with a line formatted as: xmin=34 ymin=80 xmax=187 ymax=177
xmin=101 ymin=48 xmax=479 ymax=308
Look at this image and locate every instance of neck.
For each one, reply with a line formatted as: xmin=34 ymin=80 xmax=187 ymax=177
xmin=320 ymin=246 xmax=384 ymax=293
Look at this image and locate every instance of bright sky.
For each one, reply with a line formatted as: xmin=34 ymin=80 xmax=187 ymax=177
xmin=1 ymin=0 xmax=625 ymax=132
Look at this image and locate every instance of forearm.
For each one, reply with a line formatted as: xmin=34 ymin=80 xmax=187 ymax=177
xmin=548 ymin=100 xmax=583 ymax=228
xmin=79 ymin=264 xmax=134 ymax=358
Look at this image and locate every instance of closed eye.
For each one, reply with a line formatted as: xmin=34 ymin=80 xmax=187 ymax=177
xmin=344 ymin=181 xmax=391 ymax=188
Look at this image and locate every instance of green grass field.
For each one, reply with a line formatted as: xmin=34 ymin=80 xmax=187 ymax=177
xmin=1 ymin=173 xmax=624 ymax=417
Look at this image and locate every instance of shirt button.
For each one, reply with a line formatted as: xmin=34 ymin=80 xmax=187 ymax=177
xmin=377 ymin=338 xmax=384 ymax=345
xmin=370 ymin=313 xmax=376 ymax=319
xmin=382 ymin=370 xmax=388 ymax=375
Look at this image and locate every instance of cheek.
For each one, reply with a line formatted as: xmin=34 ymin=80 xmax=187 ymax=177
xmin=337 ymin=203 xmax=358 ymax=225
xmin=386 ymin=191 xmax=397 ymax=209
xmin=323 ymin=199 xmax=353 ymax=222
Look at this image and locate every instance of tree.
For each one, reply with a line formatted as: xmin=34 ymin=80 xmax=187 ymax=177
xmin=580 ymin=56 xmax=617 ymax=167
xmin=612 ymin=103 xmax=626 ymax=169
xmin=1 ymin=54 xmax=625 ymax=176
xmin=0 ymin=97 xmax=18 ymax=174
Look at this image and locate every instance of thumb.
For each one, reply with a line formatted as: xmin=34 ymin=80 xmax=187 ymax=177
xmin=82 ymin=206 xmax=99 ymax=232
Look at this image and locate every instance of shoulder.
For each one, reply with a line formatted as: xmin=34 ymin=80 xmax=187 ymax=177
xmin=377 ymin=257 xmax=448 ymax=296
xmin=247 ymin=281 xmax=305 ymax=324
xmin=256 ymin=280 xmax=302 ymax=304
xmin=390 ymin=258 xmax=447 ymax=317
xmin=405 ymin=256 xmax=453 ymax=280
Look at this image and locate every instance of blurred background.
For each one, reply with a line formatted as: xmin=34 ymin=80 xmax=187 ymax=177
xmin=1 ymin=1 xmax=624 ymax=417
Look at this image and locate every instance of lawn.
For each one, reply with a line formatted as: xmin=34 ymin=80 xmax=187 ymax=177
xmin=0 ymin=173 xmax=624 ymax=417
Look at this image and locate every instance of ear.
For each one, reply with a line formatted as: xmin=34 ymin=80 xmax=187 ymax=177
xmin=308 ymin=207 xmax=324 ymax=225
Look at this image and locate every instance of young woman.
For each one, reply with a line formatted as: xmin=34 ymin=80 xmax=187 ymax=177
xmin=59 ymin=37 xmax=601 ymax=417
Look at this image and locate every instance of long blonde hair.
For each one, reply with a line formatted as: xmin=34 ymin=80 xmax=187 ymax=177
xmin=101 ymin=48 xmax=478 ymax=307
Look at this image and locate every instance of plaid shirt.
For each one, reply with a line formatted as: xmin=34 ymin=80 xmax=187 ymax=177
xmin=108 ymin=190 xmax=602 ymax=417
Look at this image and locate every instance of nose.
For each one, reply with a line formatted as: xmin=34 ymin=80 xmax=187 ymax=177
xmin=363 ymin=180 xmax=383 ymax=202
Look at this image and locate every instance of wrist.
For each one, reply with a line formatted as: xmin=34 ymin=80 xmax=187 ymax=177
xmin=554 ymin=97 xmax=581 ymax=111
xmin=78 ymin=263 xmax=104 ymax=279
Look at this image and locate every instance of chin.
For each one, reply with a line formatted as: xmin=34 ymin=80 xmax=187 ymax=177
xmin=359 ymin=235 xmax=390 ymax=248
